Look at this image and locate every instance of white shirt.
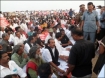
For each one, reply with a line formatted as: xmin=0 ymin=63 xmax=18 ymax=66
xmin=54 ymin=39 xmax=66 ymax=55
xmin=8 ymin=34 xmax=15 ymax=43
xmin=0 ymin=31 xmax=4 ymax=38
xmin=45 ymin=34 xmax=52 ymax=44
xmin=98 ymin=64 xmax=105 ymax=78
xmin=20 ymin=23 xmax=28 ymax=33
xmin=13 ymin=23 xmax=18 ymax=28
xmin=0 ymin=60 xmax=27 ymax=78
xmin=14 ymin=36 xmax=24 ymax=45
xmin=42 ymin=49 xmax=52 ymax=62
xmin=24 ymin=43 xmax=31 ymax=54
xmin=21 ymin=34 xmax=27 ymax=41
xmin=65 ymin=29 xmax=75 ymax=45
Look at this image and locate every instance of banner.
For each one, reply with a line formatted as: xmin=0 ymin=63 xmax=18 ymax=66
xmin=0 ymin=17 xmax=9 ymax=27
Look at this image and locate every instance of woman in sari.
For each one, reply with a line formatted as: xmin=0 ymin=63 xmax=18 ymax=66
xmin=26 ymin=45 xmax=44 ymax=78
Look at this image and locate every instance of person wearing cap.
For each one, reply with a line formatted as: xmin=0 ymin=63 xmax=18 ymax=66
xmin=45 ymin=28 xmax=55 ymax=44
xmin=93 ymin=36 xmax=105 ymax=76
xmin=0 ymin=50 xmax=27 ymax=78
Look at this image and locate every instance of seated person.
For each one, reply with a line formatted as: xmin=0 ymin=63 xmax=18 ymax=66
xmin=0 ymin=50 xmax=27 ymax=78
xmin=54 ymin=32 xmax=71 ymax=55
xmin=42 ymin=38 xmax=68 ymax=77
xmin=26 ymin=45 xmax=44 ymax=78
xmin=27 ymin=26 xmax=35 ymax=37
xmin=60 ymin=29 xmax=72 ymax=47
xmin=14 ymin=31 xmax=25 ymax=45
xmin=24 ymin=36 xmax=36 ymax=54
xmin=38 ymin=63 xmax=53 ymax=78
xmin=45 ymin=28 xmax=55 ymax=44
xmin=11 ymin=44 xmax=28 ymax=68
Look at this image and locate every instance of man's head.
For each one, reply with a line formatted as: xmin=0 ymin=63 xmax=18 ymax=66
xmin=79 ymin=4 xmax=85 ymax=12
xmin=12 ymin=45 xmax=24 ymax=55
xmin=38 ymin=63 xmax=52 ymax=78
xmin=5 ymin=28 xmax=12 ymax=35
xmin=48 ymin=28 xmax=53 ymax=37
xmin=87 ymin=2 xmax=94 ymax=11
xmin=48 ymin=38 xmax=55 ymax=48
xmin=15 ymin=31 xmax=20 ymax=38
xmin=28 ymin=36 xmax=36 ymax=43
xmin=33 ymin=33 xmax=38 ymax=41
xmin=71 ymin=27 xmax=83 ymax=41
xmin=0 ymin=50 xmax=10 ymax=65
xmin=2 ymin=33 xmax=10 ymax=41
xmin=55 ymin=32 xmax=62 ymax=40
xmin=60 ymin=29 xmax=65 ymax=36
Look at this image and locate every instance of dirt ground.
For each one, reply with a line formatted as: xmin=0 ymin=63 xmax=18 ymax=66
xmin=91 ymin=54 xmax=99 ymax=78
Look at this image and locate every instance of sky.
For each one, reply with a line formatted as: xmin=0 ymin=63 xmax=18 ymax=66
xmin=1 ymin=1 xmax=104 ymax=12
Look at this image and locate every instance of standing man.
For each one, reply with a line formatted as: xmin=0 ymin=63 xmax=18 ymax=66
xmin=81 ymin=2 xmax=100 ymax=43
xmin=100 ymin=6 xmax=105 ymax=39
xmin=64 ymin=27 xmax=95 ymax=78
xmin=75 ymin=4 xmax=86 ymax=27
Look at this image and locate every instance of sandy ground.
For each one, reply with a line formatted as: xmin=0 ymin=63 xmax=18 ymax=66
xmin=91 ymin=54 xmax=99 ymax=78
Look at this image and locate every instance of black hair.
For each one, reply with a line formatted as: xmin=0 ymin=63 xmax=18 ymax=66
xmin=0 ymin=11 xmax=2 ymax=14
xmin=33 ymin=32 xmax=37 ymax=37
xmin=5 ymin=28 xmax=11 ymax=33
xmin=55 ymin=32 xmax=62 ymax=39
xmin=0 ymin=50 xmax=7 ymax=59
xmin=93 ymin=5 xmax=95 ymax=9
xmin=48 ymin=38 xmax=54 ymax=44
xmin=71 ymin=27 xmax=83 ymax=36
xmin=15 ymin=27 xmax=20 ymax=31
xmin=38 ymin=63 xmax=52 ymax=78
xmin=28 ymin=36 xmax=34 ymax=42
xmin=87 ymin=2 xmax=93 ymax=5
xmin=69 ymin=25 xmax=75 ymax=30
xmin=4 ymin=75 xmax=12 ymax=78
xmin=4 ymin=74 xmax=18 ymax=78
xmin=60 ymin=28 xmax=64 ymax=32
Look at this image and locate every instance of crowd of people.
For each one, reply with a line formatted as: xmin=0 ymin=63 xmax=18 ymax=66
xmin=0 ymin=2 xmax=105 ymax=78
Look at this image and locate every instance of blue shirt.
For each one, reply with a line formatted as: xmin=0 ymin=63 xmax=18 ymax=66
xmin=100 ymin=12 xmax=105 ymax=28
xmin=82 ymin=10 xmax=99 ymax=32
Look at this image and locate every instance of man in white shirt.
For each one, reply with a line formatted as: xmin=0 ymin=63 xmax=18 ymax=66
xmin=18 ymin=28 xmax=27 ymax=41
xmin=24 ymin=36 xmax=36 ymax=54
xmin=0 ymin=50 xmax=27 ymax=78
xmin=42 ymin=38 xmax=67 ymax=77
xmin=20 ymin=20 xmax=28 ymax=34
xmin=14 ymin=31 xmax=24 ymax=45
xmin=45 ymin=28 xmax=55 ymax=44
xmin=54 ymin=32 xmax=70 ymax=55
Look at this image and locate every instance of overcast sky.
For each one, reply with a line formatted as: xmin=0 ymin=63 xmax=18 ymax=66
xmin=1 ymin=1 xmax=104 ymax=12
